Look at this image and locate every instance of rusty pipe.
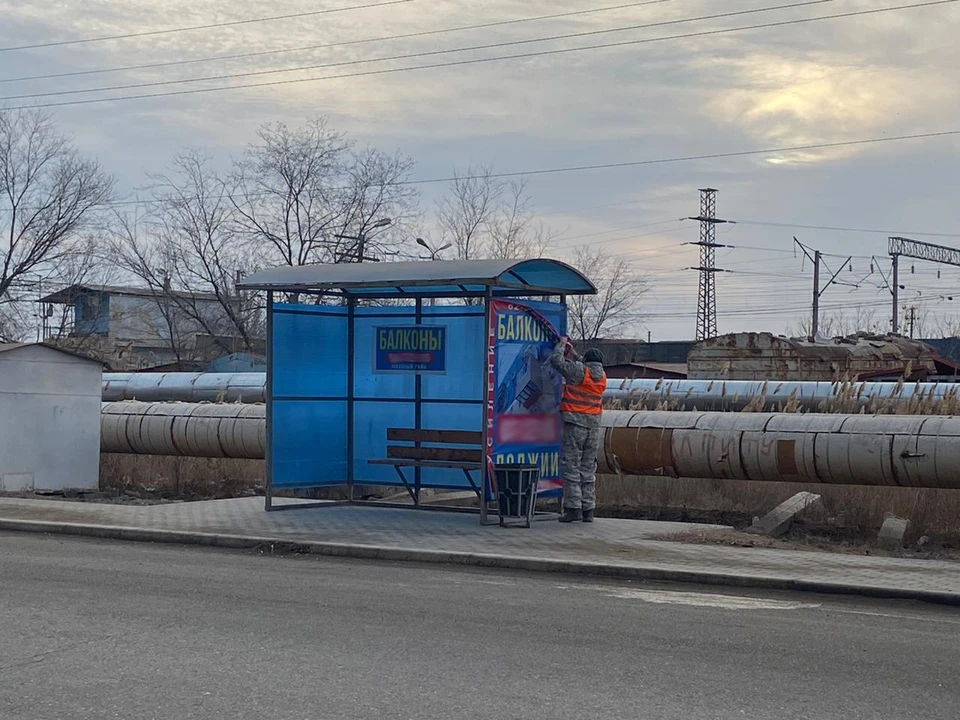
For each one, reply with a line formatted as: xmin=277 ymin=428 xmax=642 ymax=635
xmin=101 ymin=403 xmax=960 ymax=489
xmin=598 ymin=410 xmax=960 ymax=489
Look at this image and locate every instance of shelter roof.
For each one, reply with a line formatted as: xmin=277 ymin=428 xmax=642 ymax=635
xmin=237 ymin=258 xmax=596 ymax=297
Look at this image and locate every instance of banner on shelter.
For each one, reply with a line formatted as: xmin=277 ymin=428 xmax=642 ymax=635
xmin=485 ymin=300 xmax=565 ymax=497
xmin=374 ymin=325 xmax=447 ymax=374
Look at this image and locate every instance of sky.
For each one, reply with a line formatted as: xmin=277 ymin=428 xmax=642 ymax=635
xmin=1 ymin=0 xmax=959 ymax=341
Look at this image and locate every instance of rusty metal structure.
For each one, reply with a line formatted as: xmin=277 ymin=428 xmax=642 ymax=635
xmin=688 ymin=332 xmax=939 ymax=381
xmin=100 ymin=402 xmax=960 ymax=489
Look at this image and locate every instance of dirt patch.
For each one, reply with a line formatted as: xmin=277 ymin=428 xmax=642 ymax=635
xmin=650 ymin=526 xmax=960 ymax=561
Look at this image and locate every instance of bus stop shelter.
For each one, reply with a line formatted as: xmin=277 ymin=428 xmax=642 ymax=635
xmin=238 ymin=258 xmax=596 ymax=522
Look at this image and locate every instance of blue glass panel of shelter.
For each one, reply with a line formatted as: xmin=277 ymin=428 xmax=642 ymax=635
xmin=270 ymin=304 xmax=348 ymax=488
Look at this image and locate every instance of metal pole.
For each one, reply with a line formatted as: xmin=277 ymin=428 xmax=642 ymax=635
xmin=414 ymin=297 xmax=423 ymax=508
xmin=264 ymin=291 xmax=274 ymax=511
xmin=892 ymin=254 xmax=900 ymax=333
xmin=812 ymin=249 xmax=820 ymax=337
xmin=346 ymin=295 xmax=356 ymax=501
xmin=479 ymin=286 xmax=494 ymax=526
xmin=356 ymin=232 xmax=366 ymax=263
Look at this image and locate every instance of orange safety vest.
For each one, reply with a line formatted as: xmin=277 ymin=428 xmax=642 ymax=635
xmin=560 ymin=369 xmax=607 ymax=415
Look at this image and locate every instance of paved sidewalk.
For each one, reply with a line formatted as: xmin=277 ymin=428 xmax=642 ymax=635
xmin=1 ymin=496 xmax=958 ymax=604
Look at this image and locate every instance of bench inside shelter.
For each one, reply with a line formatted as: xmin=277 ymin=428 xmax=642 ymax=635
xmin=369 ymin=428 xmax=483 ymax=507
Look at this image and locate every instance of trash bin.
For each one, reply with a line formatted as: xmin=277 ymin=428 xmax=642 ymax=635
xmin=494 ymin=463 xmax=540 ymax=528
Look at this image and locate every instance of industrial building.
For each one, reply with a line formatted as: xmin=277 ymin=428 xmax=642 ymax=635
xmin=39 ymin=283 xmax=256 ymax=371
xmin=0 ymin=343 xmax=102 ymax=492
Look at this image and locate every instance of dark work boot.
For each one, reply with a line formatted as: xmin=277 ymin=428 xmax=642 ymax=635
xmin=582 ymin=509 xmax=595 ymax=523
xmin=558 ymin=508 xmax=582 ymax=523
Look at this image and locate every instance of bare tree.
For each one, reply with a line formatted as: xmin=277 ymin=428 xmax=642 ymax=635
xmin=434 ymin=167 xmax=552 ymax=261
xmin=231 ymin=118 xmax=418 ymax=268
xmin=232 ymin=118 xmax=347 ymax=266
xmin=333 ymin=145 xmax=420 ymax=261
xmin=106 ymin=209 xmax=191 ymax=362
xmin=933 ymin=313 xmax=960 ymax=339
xmin=793 ymin=305 xmax=886 ymax=338
xmin=487 ymin=180 xmax=552 ymax=260
xmin=566 ymin=245 xmax=646 ymax=342
xmin=0 ymin=109 xmax=113 ymax=338
xmin=146 ymin=150 xmax=262 ymax=353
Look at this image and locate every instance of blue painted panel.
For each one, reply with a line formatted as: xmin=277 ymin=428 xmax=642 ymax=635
xmin=353 ymin=310 xmax=416 ymax=400
xmin=421 ymin=306 xmax=485 ymax=401
xmin=271 ymin=400 xmax=346 ymax=487
xmin=418 ymin=401 xmax=485 ymax=490
xmin=352 ymin=400 xmax=415 ymax=484
xmin=273 ymin=305 xmax=347 ymax=398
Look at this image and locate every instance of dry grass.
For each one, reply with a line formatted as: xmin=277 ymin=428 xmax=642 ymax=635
xmin=100 ymin=454 xmax=264 ymax=501
xmin=598 ymin=474 xmax=960 ymax=542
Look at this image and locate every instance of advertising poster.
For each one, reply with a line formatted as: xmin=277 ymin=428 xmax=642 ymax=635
xmin=485 ymin=300 xmax=565 ymax=497
xmin=374 ymin=325 xmax=446 ymax=374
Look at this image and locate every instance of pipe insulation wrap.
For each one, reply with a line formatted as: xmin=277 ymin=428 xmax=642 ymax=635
xmin=101 ymin=403 xmax=960 ymax=488
xmin=101 ymin=373 xmax=960 ymax=412
xmin=101 ymin=402 xmax=265 ymax=459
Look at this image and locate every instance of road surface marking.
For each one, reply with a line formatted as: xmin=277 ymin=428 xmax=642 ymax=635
xmin=604 ymin=588 xmax=819 ymax=610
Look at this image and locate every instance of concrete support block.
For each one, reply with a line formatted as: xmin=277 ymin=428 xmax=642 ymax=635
xmin=878 ymin=515 xmax=910 ymax=550
xmin=746 ymin=491 xmax=821 ymax=537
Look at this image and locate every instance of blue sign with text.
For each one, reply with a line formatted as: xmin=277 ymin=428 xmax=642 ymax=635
xmin=374 ymin=325 xmax=447 ymax=374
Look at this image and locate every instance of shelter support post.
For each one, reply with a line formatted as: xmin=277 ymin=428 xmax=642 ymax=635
xmin=414 ymin=297 xmax=423 ymax=508
xmin=265 ymin=290 xmax=274 ymax=511
xmin=347 ymin=296 xmax=356 ymax=502
xmin=480 ymin=287 xmax=493 ymax=525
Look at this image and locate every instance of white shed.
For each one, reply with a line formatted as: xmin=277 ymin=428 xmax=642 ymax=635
xmin=0 ymin=343 xmax=102 ymax=492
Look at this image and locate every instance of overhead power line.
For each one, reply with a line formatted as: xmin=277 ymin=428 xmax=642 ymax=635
xmin=2 ymin=0 xmax=845 ymax=100
xmin=557 ymin=218 xmax=682 ymax=242
xmin=0 ymin=0 xmax=414 ymax=53
xmin=397 ymin=130 xmax=960 ymax=185
xmin=3 ymin=129 xmax=959 ymax=216
xmin=0 ymin=0 xmax=677 ymax=85
xmin=8 ymin=0 xmax=956 ymax=110
xmin=731 ymin=218 xmax=960 ymax=239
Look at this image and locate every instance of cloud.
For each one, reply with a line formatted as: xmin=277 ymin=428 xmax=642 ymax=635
xmin=3 ymin=0 xmax=960 ymax=339
xmin=704 ymin=53 xmax=958 ymax=164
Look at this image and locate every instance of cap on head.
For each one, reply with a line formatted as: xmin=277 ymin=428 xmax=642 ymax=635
xmin=583 ymin=348 xmax=604 ymax=364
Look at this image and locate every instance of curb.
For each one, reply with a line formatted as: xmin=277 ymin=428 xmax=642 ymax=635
xmin=2 ymin=517 xmax=958 ymax=607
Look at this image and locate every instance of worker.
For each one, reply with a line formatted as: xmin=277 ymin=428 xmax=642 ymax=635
xmin=550 ymin=338 xmax=606 ymax=523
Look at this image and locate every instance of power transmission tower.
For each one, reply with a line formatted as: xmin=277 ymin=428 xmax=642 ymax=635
xmin=688 ymin=188 xmax=728 ymax=341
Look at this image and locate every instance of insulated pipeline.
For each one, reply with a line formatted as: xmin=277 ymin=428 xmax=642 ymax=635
xmin=101 ymin=401 xmax=265 ymax=459
xmin=101 ymin=373 xmax=960 ymax=413
xmin=101 ymin=403 xmax=960 ymax=489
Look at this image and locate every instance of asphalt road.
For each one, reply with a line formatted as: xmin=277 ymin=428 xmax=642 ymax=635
xmin=1 ymin=533 xmax=958 ymax=720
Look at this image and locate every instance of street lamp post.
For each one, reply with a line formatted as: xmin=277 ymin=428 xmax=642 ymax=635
xmin=415 ymin=238 xmax=452 ymax=307
xmin=334 ymin=217 xmax=392 ymax=263
xmin=415 ymin=237 xmax=452 ymax=261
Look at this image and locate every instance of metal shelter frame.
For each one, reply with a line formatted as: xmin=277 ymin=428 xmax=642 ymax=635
xmin=238 ymin=259 xmax=597 ymax=520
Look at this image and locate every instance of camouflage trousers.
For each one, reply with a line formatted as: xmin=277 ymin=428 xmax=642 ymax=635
xmin=561 ymin=422 xmax=601 ymax=511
